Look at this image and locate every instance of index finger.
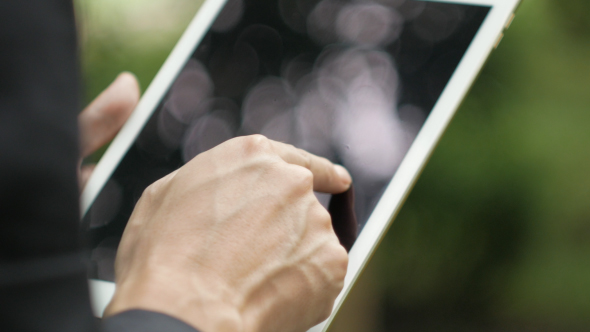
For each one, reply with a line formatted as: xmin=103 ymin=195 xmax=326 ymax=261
xmin=269 ymin=140 xmax=352 ymax=194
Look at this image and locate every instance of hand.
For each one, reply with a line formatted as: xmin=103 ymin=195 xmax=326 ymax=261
xmin=105 ymin=135 xmax=352 ymax=332
xmin=78 ymin=72 xmax=139 ymax=188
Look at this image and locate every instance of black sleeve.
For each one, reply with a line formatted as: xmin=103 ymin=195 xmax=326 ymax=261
xmin=0 ymin=0 xmax=96 ymax=331
xmin=0 ymin=2 xmax=199 ymax=332
xmin=102 ymin=310 xmax=200 ymax=332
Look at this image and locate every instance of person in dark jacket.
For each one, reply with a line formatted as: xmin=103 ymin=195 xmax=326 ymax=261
xmin=0 ymin=1 xmax=351 ymax=332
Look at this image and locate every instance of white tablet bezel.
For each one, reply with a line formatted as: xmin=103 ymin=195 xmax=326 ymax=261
xmin=80 ymin=0 xmax=521 ymax=328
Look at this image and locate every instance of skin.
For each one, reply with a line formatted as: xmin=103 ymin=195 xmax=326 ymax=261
xmin=78 ymin=72 xmax=140 ymax=188
xmin=78 ymin=73 xmax=352 ymax=332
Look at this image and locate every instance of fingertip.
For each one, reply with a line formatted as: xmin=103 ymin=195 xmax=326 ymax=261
xmin=334 ymin=165 xmax=352 ymax=188
xmin=115 ymin=72 xmax=141 ymax=101
xmin=116 ymin=71 xmax=138 ymax=85
xmin=104 ymin=72 xmax=140 ymax=116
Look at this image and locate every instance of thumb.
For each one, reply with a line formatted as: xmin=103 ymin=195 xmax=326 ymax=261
xmin=79 ymin=72 xmax=140 ymax=158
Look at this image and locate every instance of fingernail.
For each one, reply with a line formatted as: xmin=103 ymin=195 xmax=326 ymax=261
xmin=334 ymin=165 xmax=352 ymax=186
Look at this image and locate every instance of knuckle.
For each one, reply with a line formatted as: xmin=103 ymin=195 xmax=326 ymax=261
xmin=307 ymin=200 xmax=332 ymax=230
xmin=238 ymin=134 xmax=271 ymax=155
xmin=143 ymin=181 xmax=160 ymax=199
xmin=315 ymin=204 xmax=332 ymax=229
xmin=321 ymin=235 xmax=349 ymax=282
xmin=290 ymin=167 xmax=314 ymax=192
xmin=138 ymin=184 xmax=160 ymax=208
xmin=331 ymin=243 xmax=349 ymax=278
xmin=297 ymin=148 xmax=312 ymax=170
xmin=142 ymin=172 xmax=174 ymax=201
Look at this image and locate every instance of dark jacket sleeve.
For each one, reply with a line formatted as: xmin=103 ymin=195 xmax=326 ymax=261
xmin=0 ymin=2 xmax=199 ymax=332
xmin=0 ymin=1 xmax=97 ymax=331
xmin=102 ymin=310 xmax=201 ymax=332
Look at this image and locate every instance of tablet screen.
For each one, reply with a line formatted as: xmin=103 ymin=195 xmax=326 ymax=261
xmin=83 ymin=0 xmax=491 ymax=281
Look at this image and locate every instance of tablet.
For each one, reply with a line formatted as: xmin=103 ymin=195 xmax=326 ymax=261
xmin=81 ymin=0 xmax=520 ymax=329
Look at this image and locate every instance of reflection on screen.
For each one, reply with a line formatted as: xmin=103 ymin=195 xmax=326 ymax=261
xmin=83 ymin=0 xmax=490 ymax=281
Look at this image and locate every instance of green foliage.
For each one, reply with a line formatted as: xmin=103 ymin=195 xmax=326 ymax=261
xmin=551 ymin=0 xmax=590 ymax=39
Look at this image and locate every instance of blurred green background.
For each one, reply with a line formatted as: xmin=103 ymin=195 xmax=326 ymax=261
xmin=75 ymin=0 xmax=590 ymax=330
